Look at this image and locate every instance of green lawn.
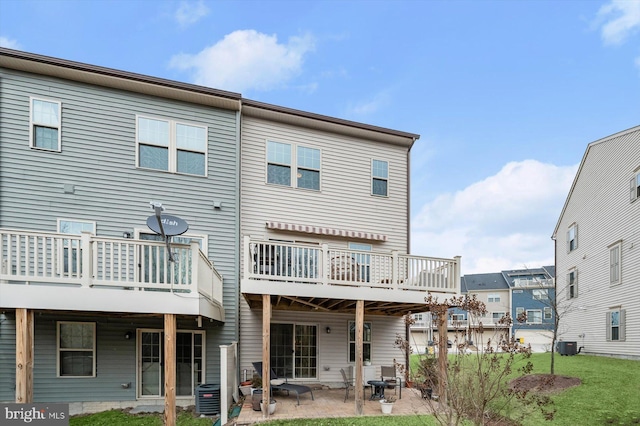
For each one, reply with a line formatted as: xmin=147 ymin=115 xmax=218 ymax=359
xmin=70 ymin=353 xmax=639 ymax=425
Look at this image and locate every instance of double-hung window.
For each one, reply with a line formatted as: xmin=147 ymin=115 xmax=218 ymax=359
xmin=606 ymin=309 xmax=626 ymax=341
xmin=532 ymin=289 xmax=548 ymax=300
xmin=371 ymin=160 xmax=388 ymax=196
xmin=526 ymin=310 xmax=542 ymax=324
xmin=544 ymin=307 xmax=552 ymax=320
xmin=58 ymin=321 xmax=96 ymax=377
xmin=348 ymin=321 xmax=371 ymax=363
xmin=266 ymin=141 xmax=320 ymax=190
xmin=488 ymin=294 xmax=500 ymax=303
xmin=566 ymin=269 xmax=577 ymax=299
xmin=609 ymin=242 xmax=621 ymax=285
xmin=515 ymin=307 xmax=525 ymax=321
xmin=30 ymin=97 xmax=61 ymax=151
xmin=492 ymin=312 xmax=506 ymax=323
xmin=567 ymin=224 xmax=578 ymax=252
xmin=137 ymin=116 xmax=207 ymax=176
xmin=630 ymin=171 xmax=640 ymax=202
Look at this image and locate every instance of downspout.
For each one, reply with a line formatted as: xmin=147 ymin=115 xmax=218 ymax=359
xmin=235 ymin=104 xmax=242 ymax=345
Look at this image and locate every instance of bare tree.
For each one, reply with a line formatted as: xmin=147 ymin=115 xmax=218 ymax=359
xmin=401 ymin=294 xmax=555 ymax=426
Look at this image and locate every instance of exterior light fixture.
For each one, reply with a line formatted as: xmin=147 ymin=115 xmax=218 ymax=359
xmin=326 ymin=327 xmax=331 ymax=334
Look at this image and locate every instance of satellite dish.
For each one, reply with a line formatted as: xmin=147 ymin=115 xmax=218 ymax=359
xmin=146 ymin=214 xmax=189 ymax=236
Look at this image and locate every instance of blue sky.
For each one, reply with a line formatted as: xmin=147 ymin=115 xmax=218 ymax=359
xmin=1 ymin=0 xmax=639 ymax=273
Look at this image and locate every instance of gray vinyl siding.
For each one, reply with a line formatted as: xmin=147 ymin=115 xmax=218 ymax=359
xmin=241 ymin=115 xmax=408 ymax=252
xmin=0 ymin=313 xmax=221 ymax=403
xmin=555 ymin=126 xmax=640 ymax=359
xmin=239 ymin=115 xmax=410 ymax=377
xmin=0 ymin=313 xmax=16 ymax=401
xmin=0 ymin=68 xmax=240 ymax=399
xmin=239 ymin=299 xmax=404 ymax=386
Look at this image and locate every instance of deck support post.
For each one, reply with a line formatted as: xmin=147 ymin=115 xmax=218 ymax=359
xmin=437 ymin=310 xmax=448 ymax=404
xmin=15 ymin=308 xmax=33 ymax=403
xmin=355 ymin=300 xmax=364 ymax=415
xmin=262 ymin=294 xmax=271 ymax=418
xmin=164 ymin=314 xmax=176 ymax=426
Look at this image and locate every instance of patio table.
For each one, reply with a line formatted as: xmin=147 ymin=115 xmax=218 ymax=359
xmin=367 ymin=380 xmax=386 ymax=400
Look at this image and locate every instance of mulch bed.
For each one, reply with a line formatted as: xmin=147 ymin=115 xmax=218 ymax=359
xmin=510 ymin=374 xmax=581 ymax=393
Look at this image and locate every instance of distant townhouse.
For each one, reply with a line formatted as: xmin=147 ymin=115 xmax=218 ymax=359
xmin=505 ymin=266 xmax=555 ymax=352
xmin=410 ymin=266 xmax=555 ymax=353
xmin=0 ymin=48 xmax=241 ymax=417
xmin=553 ymin=125 xmax=640 ymax=360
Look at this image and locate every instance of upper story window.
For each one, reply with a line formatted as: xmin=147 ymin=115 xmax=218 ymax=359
xmin=267 ymin=141 xmax=320 ymax=191
xmin=30 ymin=97 xmax=61 ymax=151
xmin=532 ymin=289 xmax=549 ymax=300
xmin=630 ymin=171 xmax=640 ymax=203
xmin=526 ymin=309 xmax=542 ymax=324
xmin=566 ymin=268 xmax=577 ymax=299
xmin=137 ymin=116 xmax=207 ymax=176
xmin=57 ymin=321 xmax=95 ymax=377
xmin=371 ymin=160 xmax=388 ymax=197
xmin=488 ymin=294 xmax=500 ymax=303
xmin=492 ymin=312 xmax=505 ymax=322
xmin=567 ymin=223 xmax=578 ymax=252
xmin=609 ymin=242 xmax=621 ymax=285
xmin=607 ymin=308 xmax=626 ymax=341
xmin=544 ymin=307 xmax=552 ymax=320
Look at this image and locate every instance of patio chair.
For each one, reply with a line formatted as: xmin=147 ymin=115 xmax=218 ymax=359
xmin=381 ymin=365 xmax=402 ymax=399
xmin=340 ymin=368 xmax=354 ymax=402
xmin=252 ymin=362 xmax=314 ymax=405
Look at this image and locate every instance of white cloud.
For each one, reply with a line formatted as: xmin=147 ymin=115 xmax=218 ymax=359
xmin=0 ymin=36 xmax=20 ymax=49
xmin=596 ymin=0 xmax=640 ymax=45
xmin=411 ymin=160 xmax=578 ymax=274
xmin=175 ymin=0 xmax=209 ymax=27
xmin=169 ymin=30 xmax=315 ymax=92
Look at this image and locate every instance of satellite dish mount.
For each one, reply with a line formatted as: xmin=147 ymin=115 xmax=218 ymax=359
xmin=147 ymin=202 xmax=189 ymax=262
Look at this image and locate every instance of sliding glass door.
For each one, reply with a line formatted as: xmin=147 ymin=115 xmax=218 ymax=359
xmin=270 ymin=323 xmax=317 ymax=379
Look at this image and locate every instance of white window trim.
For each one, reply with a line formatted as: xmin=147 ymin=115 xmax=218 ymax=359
xmin=371 ymin=159 xmax=389 ymax=197
xmin=348 ymin=321 xmax=372 ymax=363
xmin=544 ymin=307 xmax=552 ymax=320
xmin=136 ymin=328 xmax=206 ymax=398
xmin=532 ymin=289 xmax=549 ymax=300
xmin=57 ymin=321 xmax=96 ymax=378
xmin=567 ymin=223 xmax=578 ymax=253
xmin=630 ymin=170 xmax=640 ymax=203
xmin=609 ymin=241 xmax=621 ymax=286
xmin=492 ymin=312 xmax=506 ymax=322
xmin=566 ymin=268 xmax=578 ymax=299
xmin=30 ymin=97 xmax=62 ymax=152
xmin=134 ymin=228 xmax=208 ymax=253
xmin=136 ymin=115 xmax=208 ymax=177
xmin=526 ymin=309 xmax=542 ymax=324
xmin=265 ymin=140 xmax=322 ymax=191
xmin=57 ymin=219 xmax=96 ymax=276
xmin=606 ymin=309 xmax=626 ymax=342
xmin=488 ymin=294 xmax=501 ymax=303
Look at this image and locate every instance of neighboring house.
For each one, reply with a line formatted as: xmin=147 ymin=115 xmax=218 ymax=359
xmin=505 ymin=266 xmax=555 ymax=353
xmin=553 ymin=125 xmax=640 ymax=360
xmin=0 ymin=48 xmax=241 ymax=415
xmin=238 ymin=99 xmax=461 ymax=415
xmin=410 ymin=266 xmax=556 ymax=353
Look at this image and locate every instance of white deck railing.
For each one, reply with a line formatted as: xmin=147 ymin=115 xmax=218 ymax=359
xmin=244 ymin=236 xmax=460 ymax=294
xmin=0 ymin=228 xmax=223 ymax=303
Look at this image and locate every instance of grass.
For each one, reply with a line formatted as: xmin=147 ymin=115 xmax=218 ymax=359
xmin=69 ymin=353 xmax=639 ymax=425
xmin=69 ymin=409 xmax=213 ymax=426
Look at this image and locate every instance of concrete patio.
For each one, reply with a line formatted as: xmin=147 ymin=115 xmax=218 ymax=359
xmin=234 ymin=386 xmax=438 ymax=425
